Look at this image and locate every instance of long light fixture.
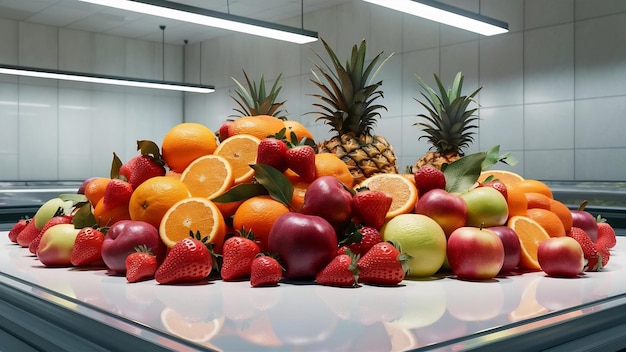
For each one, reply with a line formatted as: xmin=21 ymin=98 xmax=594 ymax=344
xmin=0 ymin=64 xmax=215 ymax=93
xmin=363 ymin=0 xmax=508 ymax=36
xmin=78 ymin=0 xmax=319 ymax=44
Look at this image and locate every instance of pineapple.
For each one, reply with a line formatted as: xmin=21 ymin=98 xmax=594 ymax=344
xmin=310 ymin=38 xmax=398 ymax=184
xmin=412 ymin=72 xmax=482 ymax=171
xmin=230 ymin=70 xmax=287 ymax=119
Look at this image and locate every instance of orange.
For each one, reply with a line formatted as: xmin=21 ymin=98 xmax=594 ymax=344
xmin=232 ymin=195 xmax=290 ymax=252
xmin=93 ymin=198 xmax=131 ymax=226
xmin=283 ymin=120 xmax=314 ymax=142
xmin=229 ymin=115 xmax=285 ymax=140
xmin=84 ymin=177 xmax=111 ymax=206
xmin=165 ymin=170 xmax=181 ymax=180
xmin=507 ymin=215 xmax=550 ymax=270
xmin=129 ymin=176 xmax=190 ymax=229
xmin=290 ymin=178 xmax=310 ymax=211
xmin=525 ymin=208 xmax=566 ymax=238
xmin=506 ymin=184 xmax=528 ymax=217
xmin=314 ymin=153 xmax=354 ymax=188
xmin=478 ymin=170 xmax=524 ymax=186
xmin=214 ymin=134 xmax=260 ymax=184
xmin=161 ymin=122 xmax=217 ymax=173
xmin=181 ymin=155 xmax=234 ymax=200
xmin=548 ymin=199 xmax=573 ymax=234
xmin=159 ymin=197 xmax=227 ymax=251
xmin=515 ymin=179 xmax=553 ymax=199
xmin=356 ymin=174 xmax=418 ymax=220
xmin=214 ymin=200 xmax=244 ymax=220
xmin=525 ymin=192 xmax=552 ymax=210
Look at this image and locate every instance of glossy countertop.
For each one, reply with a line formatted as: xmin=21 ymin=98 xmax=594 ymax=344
xmin=1 ymin=232 xmax=626 ymax=351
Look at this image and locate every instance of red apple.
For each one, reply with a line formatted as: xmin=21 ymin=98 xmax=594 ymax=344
xmin=267 ymin=212 xmax=338 ymax=280
xmin=300 ymin=176 xmax=353 ymax=234
xmin=414 ymin=189 xmax=467 ymax=237
xmin=101 ymin=220 xmax=166 ymax=274
xmin=488 ymin=226 xmax=521 ymax=273
xmin=570 ymin=209 xmax=598 ymax=243
xmin=460 ymin=187 xmax=509 ymax=227
xmin=447 ymin=226 xmax=505 ymax=280
xmin=37 ymin=224 xmax=81 ymax=267
xmin=218 ymin=121 xmax=232 ymax=142
xmin=537 ymin=237 xmax=584 ymax=277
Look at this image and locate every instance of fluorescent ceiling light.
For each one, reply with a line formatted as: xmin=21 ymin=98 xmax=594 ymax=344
xmin=0 ymin=64 xmax=214 ymax=93
xmin=364 ymin=0 xmax=508 ymax=36
xmin=79 ymin=0 xmax=319 ymax=44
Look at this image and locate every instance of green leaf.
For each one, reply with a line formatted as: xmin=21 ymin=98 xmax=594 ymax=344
xmin=212 ymin=183 xmax=268 ymax=203
xmin=72 ymin=202 xmax=97 ymax=229
xmin=110 ymin=152 xmax=122 ymax=179
xmin=251 ymin=164 xmax=294 ymax=209
xmin=58 ymin=193 xmax=87 ymax=204
xmin=443 ymin=151 xmax=487 ymax=194
xmin=481 ymin=145 xmax=520 ymax=170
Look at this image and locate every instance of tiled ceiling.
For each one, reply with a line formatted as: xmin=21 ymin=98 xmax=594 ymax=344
xmin=0 ymin=0 xmax=351 ymax=44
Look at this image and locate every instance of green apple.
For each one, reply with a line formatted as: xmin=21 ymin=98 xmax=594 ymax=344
xmin=37 ymin=224 xmax=81 ymax=267
xmin=34 ymin=197 xmax=73 ymax=230
xmin=460 ymin=187 xmax=508 ymax=227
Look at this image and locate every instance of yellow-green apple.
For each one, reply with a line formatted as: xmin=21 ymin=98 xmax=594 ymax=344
xmin=34 ymin=197 xmax=73 ymax=230
xmin=37 ymin=224 xmax=81 ymax=267
xmin=267 ymin=212 xmax=338 ymax=280
xmin=300 ymin=176 xmax=353 ymax=234
xmin=414 ymin=189 xmax=467 ymax=237
xmin=488 ymin=226 xmax=521 ymax=273
xmin=447 ymin=226 xmax=505 ymax=280
xmin=101 ymin=220 xmax=166 ymax=274
xmin=460 ymin=187 xmax=508 ymax=227
xmin=537 ymin=237 xmax=584 ymax=277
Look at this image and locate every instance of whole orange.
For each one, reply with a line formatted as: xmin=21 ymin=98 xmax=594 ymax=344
xmin=84 ymin=177 xmax=111 ymax=206
xmin=161 ymin=123 xmax=217 ymax=173
xmin=93 ymin=198 xmax=131 ymax=226
xmin=283 ymin=120 xmax=314 ymax=142
xmin=229 ymin=115 xmax=285 ymax=140
xmin=526 ymin=208 xmax=566 ymax=238
xmin=314 ymin=153 xmax=354 ymax=188
xmin=128 ymin=176 xmax=190 ymax=229
xmin=232 ymin=195 xmax=290 ymax=252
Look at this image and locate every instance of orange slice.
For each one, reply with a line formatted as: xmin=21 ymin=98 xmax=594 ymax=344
xmin=356 ymin=174 xmax=418 ymax=220
xmin=214 ymin=134 xmax=260 ymax=184
xmin=181 ymin=155 xmax=234 ymax=200
xmin=507 ymin=215 xmax=550 ymax=270
xmin=161 ymin=307 xmax=224 ymax=343
xmin=478 ymin=170 xmax=524 ymax=186
xmin=159 ymin=197 xmax=226 ymax=251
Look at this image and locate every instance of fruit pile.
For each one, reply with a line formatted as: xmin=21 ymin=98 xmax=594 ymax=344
xmin=6 ymin=122 xmax=618 ymax=287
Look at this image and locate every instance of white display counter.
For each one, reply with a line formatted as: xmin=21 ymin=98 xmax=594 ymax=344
xmin=1 ymin=232 xmax=626 ymax=351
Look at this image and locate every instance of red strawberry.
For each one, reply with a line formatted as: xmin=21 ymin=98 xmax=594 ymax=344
xmin=285 ymin=145 xmax=316 ymax=182
xmin=568 ymin=227 xmax=602 ymax=271
xmin=102 ymin=179 xmax=134 ymax=209
xmin=352 ymin=190 xmax=392 ymax=229
xmin=155 ymin=236 xmax=213 ymax=284
xmin=256 ymin=137 xmax=288 ymax=171
xmin=125 ymin=245 xmax=158 ymax=283
xmin=250 ymin=255 xmax=282 ymax=287
xmin=481 ymin=181 xmax=508 ymax=199
xmin=357 ymin=242 xmax=411 ymax=285
xmin=221 ymin=230 xmax=260 ymax=281
xmin=119 ymin=154 xmax=166 ymax=189
xmin=70 ymin=227 xmax=106 ymax=266
xmin=596 ymin=218 xmax=616 ymax=249
xmin=218 ymin=120 xmax=232 ymax=142
xmin=413 ymin=165 xmax=446 ymax=196
xmin=338 ymin=225 xmax=384 ymax=257
xmin=16 ymin=216 xmax=41 ymax=248
xmin=316 ymin=252 xmax=359 ymax=287
xmin=597 ymin=244 xmax=610 ymax=267
xmin=8 ymin=218 xmax=30 ymax=243
xmin=29 ymin=214 xmax=73 ymax=254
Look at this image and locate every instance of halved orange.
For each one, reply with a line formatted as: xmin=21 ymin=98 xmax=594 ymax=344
xmin=507 ymin=215 xmax=550 ymax=270
xmin=181 ymin=155 xmax=234 ymax=200
xmin=159 ymin=197 xmax=226 ymax=251
xmin=356 ymin=174 xmax=418 ymax=220
xmin=214 ymin=134 xmax=260 ymax=184
xmin=478 ymin=170 xmax=524 ymax=186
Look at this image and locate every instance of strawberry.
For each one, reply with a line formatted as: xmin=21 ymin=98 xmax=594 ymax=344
xmin=8 ymin=218 xmax=30 ymax=243
xmin=316 ymin=252 xmax=359 ymax=287
xmin=339 ymin=225 xmax=383 ymax=257
xmin=125 ymin=245 xmax=158 ymax=283
xmin=70 ymin=227 xmax=106 ymax=266
xmin=29 ymin=214 xmax=73 ymax=254
xmin=155 ymin=234 xmax=214 ymax=284
xmin=221 ymin=229 xmax=261 ymax=281
xmin=256 ymin=137 xmax=288 ymax=171
xmin=597 ymin=244 xmax=610 ymax=267
xmin=218 ymin=120 xmax=232 ymax=142
xmin=16 ymin=216 xmax=41 ymax=248
xmin=102 ymin=178 xmax=134 ymax=209
xmin=352 ymin=190 xmax=392 ymax=229
xmin=119 ymin=154 xmax=166 ymax=189
xmin=250 ymin=255 xmax=282 ymax=287
xmin=285 ymin=145 xmax=316 ymax=182
xmin=596 ymin=217 xmax=616 ymax=249
xmin=413 ymin=165 xmax=446 ymax=196
xmin=568 ymin=227 xmax=602 ymax=272
xmin=357 ymin=242 xmax=411 ymax=285
xmin=481 ymin=181 xmax=508 ymax=199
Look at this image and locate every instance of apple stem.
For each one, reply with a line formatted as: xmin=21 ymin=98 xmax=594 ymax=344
xmin=578 ymin=200 xmax=589 ymax=211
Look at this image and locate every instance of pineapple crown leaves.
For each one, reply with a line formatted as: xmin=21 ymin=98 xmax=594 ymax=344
xmin=230 ymin=70 xmax=287 ymax=119
xmin=414 ymin=72 xmax=482 ymax=155
xmin=309 ymin=38 xmax=393 ymax=136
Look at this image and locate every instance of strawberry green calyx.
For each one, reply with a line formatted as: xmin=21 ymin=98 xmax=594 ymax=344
xmin=133 ymin=244 xmax=154 ymax=255
xmin=388 ymin=240 xmax=413 ymax=275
